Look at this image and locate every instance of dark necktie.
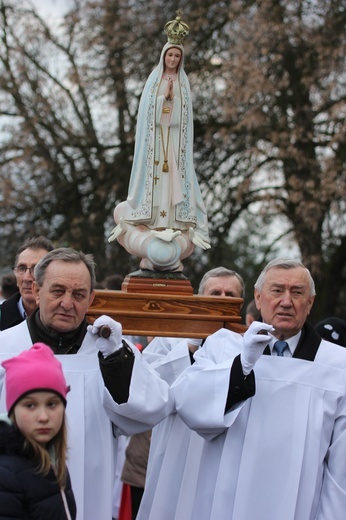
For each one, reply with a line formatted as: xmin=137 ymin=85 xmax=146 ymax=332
xmin=273 ymin=340 xmax=289 ymax=357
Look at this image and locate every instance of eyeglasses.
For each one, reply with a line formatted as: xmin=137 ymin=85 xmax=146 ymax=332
xmin=12 ymin=266 xmax=36 ymax=276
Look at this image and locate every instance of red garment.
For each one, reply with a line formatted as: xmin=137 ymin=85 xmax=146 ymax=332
xmin=118 ymin=483 xmax=132 ymax=520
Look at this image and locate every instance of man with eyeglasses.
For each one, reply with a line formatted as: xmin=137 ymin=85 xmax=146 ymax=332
xmin=0 ymin=236 xmax=54 ymax=330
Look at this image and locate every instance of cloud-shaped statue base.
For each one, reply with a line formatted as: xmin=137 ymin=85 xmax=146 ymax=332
xmin=109 ymin=219 xmax=194 ymax=272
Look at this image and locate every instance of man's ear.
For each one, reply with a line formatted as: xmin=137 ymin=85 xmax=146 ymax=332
xmin=254 ymin=289 xmax=261 ymax=311
xmin=307 ymin=295 xmax=315 ymax=315
xmin=32 ymin=281 xmax=40 ymax=305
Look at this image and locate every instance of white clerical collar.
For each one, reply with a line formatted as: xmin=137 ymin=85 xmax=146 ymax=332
xmin=269 ymin=330 xmax=302 ymax=356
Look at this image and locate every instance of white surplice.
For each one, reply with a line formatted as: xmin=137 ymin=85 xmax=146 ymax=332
xmin=0 ymin=321 xmax=174 ymax=520
xmin=136 ymin=337 xmax=205 ymax=520
xmin=172 ymin=328 xmax=346 ymax=520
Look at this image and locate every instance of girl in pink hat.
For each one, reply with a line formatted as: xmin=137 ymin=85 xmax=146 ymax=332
xmin=0 ymin=342 xmax=76 ymax=519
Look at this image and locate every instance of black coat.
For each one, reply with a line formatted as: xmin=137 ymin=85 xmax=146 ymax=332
xmin=0 ymin=421 xmax=76 ymax=520
xmin=0 ymin=292 xmax=23 ymax=331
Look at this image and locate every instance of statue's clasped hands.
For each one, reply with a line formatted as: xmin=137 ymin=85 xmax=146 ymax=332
xmin=165 ymin=78 xmax=174 ymax=101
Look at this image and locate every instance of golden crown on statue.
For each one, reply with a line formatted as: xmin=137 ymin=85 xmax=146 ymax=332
xmin=164 ymin=11 xmax=190 ymax=45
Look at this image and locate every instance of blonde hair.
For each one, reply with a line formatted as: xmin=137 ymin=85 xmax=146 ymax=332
xmin=11 ymin=402 xmax=69 ymax=489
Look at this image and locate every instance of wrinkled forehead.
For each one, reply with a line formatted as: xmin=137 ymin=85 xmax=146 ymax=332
xmin=43 ymin=260 xmax=92 ymax=289
xmin=203 ymin=275 xmax=242 ymax=296
xmin=17 ymin=248 xmax=48 ymax=265
xmin=264 ymin=266 xmax=310 ymax=288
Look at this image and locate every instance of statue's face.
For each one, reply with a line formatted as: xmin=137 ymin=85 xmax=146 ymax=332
xmin=164 ymin=47 xmax=182 ymax=73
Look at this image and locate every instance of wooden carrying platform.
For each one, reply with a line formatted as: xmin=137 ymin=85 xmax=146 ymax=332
xmin=121 ymin=273 xmax=194 ymax=295
xmin=87 ymin=289 xmax=246 ymax=339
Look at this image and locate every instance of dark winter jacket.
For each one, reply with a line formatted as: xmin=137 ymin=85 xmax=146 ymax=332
xmin=0 ymin=420 xmax=76 ymax=519
xmin=0 ymin=292 xmax=23 ymax=331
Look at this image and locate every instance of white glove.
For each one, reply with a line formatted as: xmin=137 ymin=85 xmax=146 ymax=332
xmin=187 ymin=338 xmax=202 ymax=353
xmin=87 ymin=315 xmax=123 ymax=358
xmin=241 ymin=321 xmax=274 ymax=375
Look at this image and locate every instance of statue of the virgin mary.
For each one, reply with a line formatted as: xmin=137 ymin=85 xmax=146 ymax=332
xmin=109 ymin=14 xmax=211 ymax=272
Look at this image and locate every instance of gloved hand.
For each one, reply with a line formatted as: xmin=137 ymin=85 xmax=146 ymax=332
xmin=87 ymin=315 xmax=123 ymax=358
xmin=241 ymin=321 xmax=274 ymax=375
xmin=187 ymin=338 xmax=202 ymax=353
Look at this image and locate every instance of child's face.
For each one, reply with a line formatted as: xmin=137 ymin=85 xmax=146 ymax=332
xmin=14 ymin=391 xmax=65 ymax=447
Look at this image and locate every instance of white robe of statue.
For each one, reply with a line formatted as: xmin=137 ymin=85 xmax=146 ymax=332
xmin=109 ymin=42 xmax=210 ymax=271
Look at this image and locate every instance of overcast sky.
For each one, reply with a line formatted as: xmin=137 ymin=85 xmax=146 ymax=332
xmin=30 ymin=0 xmax=72 ymax=19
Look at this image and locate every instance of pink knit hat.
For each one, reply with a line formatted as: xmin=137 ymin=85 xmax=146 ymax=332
xmin=1 ymin=343 xmax=69 ymax=413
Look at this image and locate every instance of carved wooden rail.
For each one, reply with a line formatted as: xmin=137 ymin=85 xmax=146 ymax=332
xmin=87 ymin=290 xmax=246 ymax=339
